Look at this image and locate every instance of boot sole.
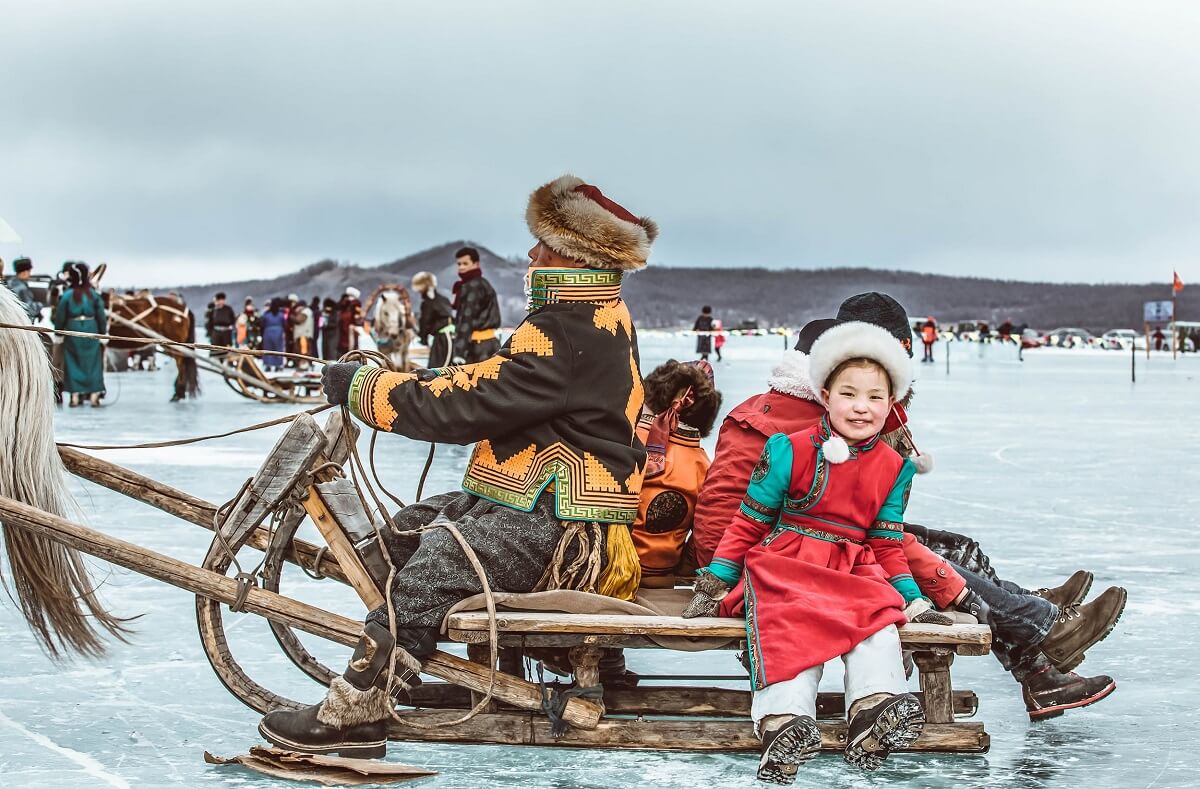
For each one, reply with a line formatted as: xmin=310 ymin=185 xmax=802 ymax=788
xmin=1050 ymin=588 xmax=1127 ymax=673
xmin=844 ymin=695 xmax=925 ymax=771
xmin=1028 ymin=678 xmax=1116 ymax=721
xmin=757 ymin=718 xmax=822 ymax=785
xmin=258 ymin=721 xmax=387 ymax=760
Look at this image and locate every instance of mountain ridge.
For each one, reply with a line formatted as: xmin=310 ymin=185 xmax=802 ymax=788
xmin=168 ymin=243 xmax=1194 ymax=334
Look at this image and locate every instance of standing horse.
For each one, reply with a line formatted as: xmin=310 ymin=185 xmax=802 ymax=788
xmin=0 ymin=286 xmax=128 ymax=657
xmin=106 ymin=292 xmax=200 ymax=401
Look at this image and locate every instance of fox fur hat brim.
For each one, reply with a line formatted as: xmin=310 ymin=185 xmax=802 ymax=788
xmin=526 ymin=175 xmax=658 ymax=271
xmin=809 ymin=321 xmax=913 ymax=405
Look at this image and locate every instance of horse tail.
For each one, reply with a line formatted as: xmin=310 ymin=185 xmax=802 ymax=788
xmin=0 ymin=287 xmax=131 ymax=658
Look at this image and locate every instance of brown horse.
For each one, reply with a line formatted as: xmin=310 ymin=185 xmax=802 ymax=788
xmin=106 ymin=293 xmax=201 ymax=401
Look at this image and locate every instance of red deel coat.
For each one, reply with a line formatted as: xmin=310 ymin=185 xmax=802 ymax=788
xmin=692 ymin=357 xmax=965 ymax=607
xmin=714 ymin=424 xmax=911 ymax=688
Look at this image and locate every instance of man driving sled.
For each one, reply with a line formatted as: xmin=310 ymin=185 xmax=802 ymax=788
xmin=259 ymin=175 xmax=655 ymax=758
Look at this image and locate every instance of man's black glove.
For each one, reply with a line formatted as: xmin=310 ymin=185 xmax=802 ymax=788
xmin=321 ymin=362 xmax=362 ymax=406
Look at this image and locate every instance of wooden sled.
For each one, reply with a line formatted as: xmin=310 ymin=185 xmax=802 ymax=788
xmin=220 ymin=352 xmax=325 ymax=404
xmin=24 ymin=413 xmax=991 ymax=756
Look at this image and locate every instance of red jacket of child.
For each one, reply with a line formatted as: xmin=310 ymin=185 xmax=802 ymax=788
xmin=691 ymin=350 xmax=966 ymax=608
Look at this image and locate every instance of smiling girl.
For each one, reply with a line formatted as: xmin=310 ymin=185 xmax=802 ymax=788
xmin=684 ymin=321 xmax=949 ymax=782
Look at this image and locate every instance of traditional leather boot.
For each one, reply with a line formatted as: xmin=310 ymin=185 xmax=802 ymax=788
xmin=1033 ymin=570 xmax=1093 ymax=609
xmin=757 ymin=715 xmax=822 ymax=785
xmin=598 ymin=648 xmax=640 ymax=689
xmin=258 ymin=621 xmax=420 ymax=759
xmin=843 ymin=693 xmax=925 ymax=771
xmin=1022 ymin=665 xmax=1116 ymax=721
xmin=1039 ymin=586 xmax=1126 ymax=672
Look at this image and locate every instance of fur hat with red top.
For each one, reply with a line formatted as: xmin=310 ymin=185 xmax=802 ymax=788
xmin=526 ymin=175 xmax=658 ymax=270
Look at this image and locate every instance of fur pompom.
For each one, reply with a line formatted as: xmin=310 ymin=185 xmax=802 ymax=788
xmin=822 ymin=435 xmax=851 ymax=464
xmin=912 ymin=451 xmax=934 ymax=475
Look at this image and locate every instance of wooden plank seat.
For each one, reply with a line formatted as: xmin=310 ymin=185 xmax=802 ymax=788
xmin=434 ymin=610 xmax=991 ymax=754
xmin=446 ymin=611 xmax=991 ymax=654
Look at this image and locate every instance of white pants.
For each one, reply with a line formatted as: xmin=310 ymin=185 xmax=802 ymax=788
xmin=751 ymin=624 xmax=907 ymax=726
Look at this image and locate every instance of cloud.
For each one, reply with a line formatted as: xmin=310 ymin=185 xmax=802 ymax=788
xmin=2 ymin=0 xmax=1198 ymax=284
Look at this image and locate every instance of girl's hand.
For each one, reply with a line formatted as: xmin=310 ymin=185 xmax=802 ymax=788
xmin=682 ymin=572 xmax=730 ymax=618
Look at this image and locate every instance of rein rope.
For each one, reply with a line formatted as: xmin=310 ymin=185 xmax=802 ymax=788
xmin=0 ymin=320 xmax=324 ymax=367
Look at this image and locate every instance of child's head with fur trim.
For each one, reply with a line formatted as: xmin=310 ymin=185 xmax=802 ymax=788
xmin=821 ymin=357 xmax=894 ymax=443
xmin=809 ymin=321 xmax=912 ymax=445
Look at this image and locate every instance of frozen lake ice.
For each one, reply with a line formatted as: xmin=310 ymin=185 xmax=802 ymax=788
xmin=1 ymin=334 xmax=1197 ymax=788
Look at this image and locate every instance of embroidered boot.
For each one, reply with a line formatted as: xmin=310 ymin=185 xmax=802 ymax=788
xmin=258 ymin=621 xmax=420 ymax=759
xmin=1039 ymin=586 xmax=1127 ymax=672
xmin=1033 ymin=570 xmax=1094 ymax=609
xmin=1022 ymin=665 xmax=1116 ymax=721
xmin=843 ymin=692 xmax=925 ymax=771
xmin=756 ymin=715 xmax=822 ymax=785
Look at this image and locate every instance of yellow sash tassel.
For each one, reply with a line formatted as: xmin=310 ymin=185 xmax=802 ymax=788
xmin=598 ymin=523 xmax=641 ymax=601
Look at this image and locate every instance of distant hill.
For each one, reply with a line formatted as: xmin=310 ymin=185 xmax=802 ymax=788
xmin=166 ymin=243 xmax=1194 ymax=334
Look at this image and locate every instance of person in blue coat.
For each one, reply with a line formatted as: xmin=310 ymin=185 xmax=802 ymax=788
xmin=260 ymin=297 xmax=287 ymax=371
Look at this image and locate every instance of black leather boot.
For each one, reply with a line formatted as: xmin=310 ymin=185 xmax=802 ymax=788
xmin=258 ymin=621 xmax=421 ymax=759
xmin=1022 ymin=665 xmax=1116 ymax=721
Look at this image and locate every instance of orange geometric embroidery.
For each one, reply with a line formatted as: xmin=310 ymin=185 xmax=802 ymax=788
xmin=420 ymin=355 xmax=508 ymax=396
xmin=593 ymin=300 xmax=633 ymax=337
xmin=625 ymin=464 xmax=645 ymax=495
xmin=370 ymin=371 xmax=414 ymax=430
xmin=472 ymin=439 xmax=538 ymax=478
xmin=510 ymin=322 xmax=554 ymax=356
xmin=625 ymin=350 xmax=644 ymax=430
xmin=584 ymin=452 xmax=621 ymax=493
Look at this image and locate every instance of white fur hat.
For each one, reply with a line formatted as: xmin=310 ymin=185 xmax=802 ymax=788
xmin=809 ymin=321 xmax=913 ymax=404
xmin=344 ymin=286 xmax=361 ymax=299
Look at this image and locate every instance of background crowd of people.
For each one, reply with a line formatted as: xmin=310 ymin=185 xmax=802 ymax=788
xmin=202 ymin=246 xmax=499 ymax=373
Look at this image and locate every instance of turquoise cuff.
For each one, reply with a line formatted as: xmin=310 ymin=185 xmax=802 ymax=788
xmin=889 ymin=574 xmax=923 ymax=605
xmin=705 ymin=558 xmax=742 ymax=586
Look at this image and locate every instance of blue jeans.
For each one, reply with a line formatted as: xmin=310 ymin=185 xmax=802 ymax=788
xmin=951 ymin=564 xmax=1058 ymax=681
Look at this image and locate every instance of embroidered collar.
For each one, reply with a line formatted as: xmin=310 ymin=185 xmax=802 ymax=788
xmin=527 ymin=268 xmax=623 ymax=311
xmin=812 ymin=414 xmax=882 ymax=457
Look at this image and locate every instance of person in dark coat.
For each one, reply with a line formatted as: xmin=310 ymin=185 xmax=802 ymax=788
xmin=204 ymin=292 xmax=237 ymax=359
xmin=451 ymin=247 xmax=501 ymax=363
xmin=693 ymin=305 xmax=714 ymax=360
xmin=336 ymin=287 xmax=363 ymax=356
xmin=320 ymin=297 xmax=340 ymax=360
xmin=260 ymin=173 xmax=657 ymax=761
xmin=309 ymin=296 xmax=321 ymax=357
xmin=5 ymin=257 xmax=44 ymax=321
xmin=411 ymin=271 xmax=454 ymax=367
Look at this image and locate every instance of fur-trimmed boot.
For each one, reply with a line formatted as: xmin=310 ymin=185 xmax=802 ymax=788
xmin=258 ymin=621 xmax=421 ymax=759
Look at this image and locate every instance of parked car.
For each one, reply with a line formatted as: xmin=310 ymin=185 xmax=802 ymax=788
xmin=1101 ymin=329 xmax=1146 ymax=351
xmin=945 ymin=320 xmax=995 ymax=342
xmin=1020 ymin=328 xmax=1045 ymax=349
xmin=1042 ymin=327 xmax=1096 ymax=348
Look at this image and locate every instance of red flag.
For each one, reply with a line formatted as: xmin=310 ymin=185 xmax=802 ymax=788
xmin=1174 ymin=271 xmax=1185 ymax=293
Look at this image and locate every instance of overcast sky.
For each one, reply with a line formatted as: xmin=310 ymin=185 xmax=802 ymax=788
xmin=2 ymin=1 xmax=1197 ymax=286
